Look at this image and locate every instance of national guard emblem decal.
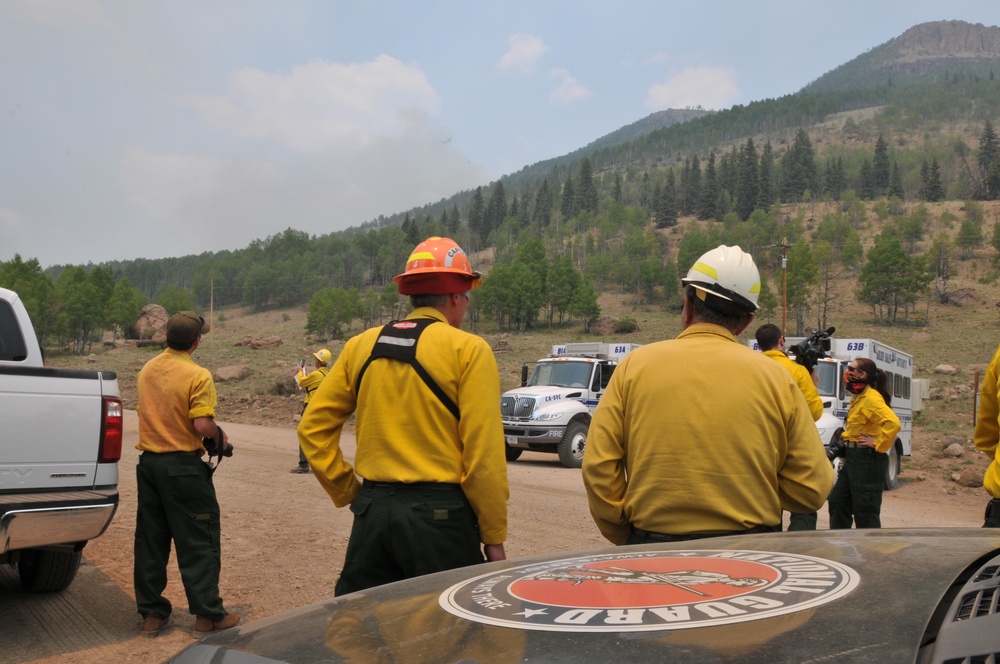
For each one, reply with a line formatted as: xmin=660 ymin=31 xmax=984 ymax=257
xmin=439 ymin=550 xmax=859 ymax=632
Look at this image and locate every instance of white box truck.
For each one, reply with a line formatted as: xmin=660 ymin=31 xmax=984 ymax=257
xmin=499 ymin=342 xmax=640 ymax=468
xmin=750 ymin=334 xmax=917 ymax=489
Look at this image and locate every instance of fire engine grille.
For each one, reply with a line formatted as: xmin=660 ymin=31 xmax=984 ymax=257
xmin=500 ymin=396 xmax=535 ymax=419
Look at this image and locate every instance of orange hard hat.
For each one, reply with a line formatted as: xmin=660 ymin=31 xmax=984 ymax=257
xmin=393 ymin=236 xmax=483 ymax=295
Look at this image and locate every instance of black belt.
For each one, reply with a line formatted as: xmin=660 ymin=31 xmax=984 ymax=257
xmin=630 ymin=524 xmax=776 ymax=543
xmin=842 ymin=440 xmax=862 ymax=448
xmin=362 ymin=479 xmax=461 ymax=491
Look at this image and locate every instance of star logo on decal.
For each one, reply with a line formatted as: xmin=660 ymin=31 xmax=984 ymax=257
xmin=513 ymin=608 xmax=549 ymax=618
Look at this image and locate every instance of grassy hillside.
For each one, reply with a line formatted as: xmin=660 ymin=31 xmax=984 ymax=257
xmin=53 ymin=198 xmax=1000 ymax=497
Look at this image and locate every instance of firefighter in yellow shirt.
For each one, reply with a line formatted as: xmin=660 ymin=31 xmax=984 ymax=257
xmin=755 ymin=323 xmax=826 ymax=531
xmin=298 ymin=237 xmax=508 ymax=595
xmin=972 ymin=343 xmax=1000 ymax=527
xmin=828 ymin=357 xmax=901 ymax=529
xmin=583 ymin=246 xmax=832 ymax=545
xmin=290 ymin=348 xmax=331 ymax=474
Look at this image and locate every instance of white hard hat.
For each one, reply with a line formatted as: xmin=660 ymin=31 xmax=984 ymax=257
xmin=681 ymin=245 xmax=760 ymax=314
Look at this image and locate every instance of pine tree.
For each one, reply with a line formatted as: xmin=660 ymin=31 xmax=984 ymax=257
xmin=561 ymin=175 xmax=576 ymax=219
xmin=484 ymin=181 xmax=507 ymax=240
xmin=888 ymin=161 xmax=905 ymax=199
xmin=402 ymin=214 xmax=420 ymax=245
xmin=735 ymin=139 xmax=759 ymax=221
xmin=639 ymin=171 xmax=653 ymax=214
xmin=533 ymin=179 xmax=553 ymax=227
xmin=873 ymin=133 xmax=891 ymax=196
xmin=575 ymin=158 xmax=599 ymax=214
xmin=656 ymin=179 xmax=678 ymax=228
xmin=698 ymin=151 xmax=719 ymax=220
xmin=446 ymin=204 xmax=460 ymax=235
xmin=467 ymin=187 xmax=485 ymax=245
xmin=979 ymin=120 xmax=999 ymax=198
xmin=858 ymin=159 xmax=875 ymax=200
xmin=757 ymin=141 xmax=775 ymax=210
xmin=685 ymin=154 xmax=701 ymax=217
xmin=780 ymin=128 xmax=817 ymax=202
xmin=612 ymin=173 xmax=623 ymax=205
xmin=925 ymin=158 xmax=945 ymax=202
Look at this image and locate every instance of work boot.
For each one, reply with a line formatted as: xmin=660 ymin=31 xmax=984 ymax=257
xmin=141 ymin=613 xmax=171 ymax=638
xmin=193 ymin=611 xmax=241 ymax=635
xmin=289 ymin=466 xmax=310 ymax=474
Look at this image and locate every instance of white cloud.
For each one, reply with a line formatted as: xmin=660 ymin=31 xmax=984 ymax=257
xmin=549 ymin=68 xmax=592 ymax=104
xmin=115 ymin=129 xmax=489 ymax=261
xmin=181 ymin=56 xmax=441 ymax=153
xmin=497 ymin=34 xmax=548 ymax=73
xmin=645 ymin=65 xmax=740 ymax=111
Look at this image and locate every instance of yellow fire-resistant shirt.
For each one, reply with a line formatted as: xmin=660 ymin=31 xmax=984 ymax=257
xmin=582 ymin=323 xmax=833 ymax=545
xmin=136 ymin=348 xmax=216 ymax=453
xmin=842 ymin=385 xmax=901 ymax=454
xmin=974 ymin=343 xmax=1000 ymax=498
xmin=296 ymin=366 xmax=329 ymax=405
xmin=763 ymin=349 xmax=825 ymax=421
xmin=297 ymin=307 xmax=509 ymax=545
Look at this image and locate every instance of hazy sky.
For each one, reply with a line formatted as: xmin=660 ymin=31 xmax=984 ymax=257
xmin=1 ymin=1 xmax=997 ymax=268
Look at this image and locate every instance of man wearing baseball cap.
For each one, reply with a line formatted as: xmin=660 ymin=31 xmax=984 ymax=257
xmin=134 ymin=311 xmax=240 ymax=637
xmin=298 ymin=237 xmax=509 ymax=595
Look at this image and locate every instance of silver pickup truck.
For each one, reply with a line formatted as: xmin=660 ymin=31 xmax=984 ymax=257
xmin=0 ymin=286 xmax=123 ymax=591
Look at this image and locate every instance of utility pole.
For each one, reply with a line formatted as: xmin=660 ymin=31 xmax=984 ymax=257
xmin=781 ymin=239 xmax=789 ymax=334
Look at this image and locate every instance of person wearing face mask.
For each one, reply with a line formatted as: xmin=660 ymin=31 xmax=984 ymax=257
xmin=828 ymin=357 xmax=901 ymax=529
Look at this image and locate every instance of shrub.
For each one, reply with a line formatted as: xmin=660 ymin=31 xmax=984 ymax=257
xmin=614 ymin=318 xmax=639 ymax=334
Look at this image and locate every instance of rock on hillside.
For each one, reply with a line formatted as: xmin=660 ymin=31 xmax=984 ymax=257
xmin=802 ymin=20 xmax=1000 ymax=93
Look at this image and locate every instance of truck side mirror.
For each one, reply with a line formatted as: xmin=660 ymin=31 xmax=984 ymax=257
xmin=521 ymin=364 xmax=529 ymax=387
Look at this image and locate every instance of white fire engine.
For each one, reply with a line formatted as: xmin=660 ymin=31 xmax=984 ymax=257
xmin=500 ymin=342 xmax=640 ymax=468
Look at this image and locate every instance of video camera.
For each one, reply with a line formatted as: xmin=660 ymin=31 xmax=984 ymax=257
xmin=788 ymin=326 xmax=835 ymax=374
xmin=202 ymin=425 xmax=234 ymax=460
xmin=826 ymin=436 xmax=846 ymax=463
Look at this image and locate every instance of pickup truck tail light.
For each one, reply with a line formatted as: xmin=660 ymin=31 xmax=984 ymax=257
xmin=99 ymin=397 xmax=124 ymax=462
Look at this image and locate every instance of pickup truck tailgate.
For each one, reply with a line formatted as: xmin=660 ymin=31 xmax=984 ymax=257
xmin=0 ymin=366 xmax=118 ymax=491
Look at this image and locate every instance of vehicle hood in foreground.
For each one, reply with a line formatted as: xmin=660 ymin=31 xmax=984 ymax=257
xmin=167 ymin=528 xmax=1000 ymax=663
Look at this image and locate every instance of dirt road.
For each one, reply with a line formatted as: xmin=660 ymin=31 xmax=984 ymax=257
xmin=2 ymin=412 xmax=986 ymax=664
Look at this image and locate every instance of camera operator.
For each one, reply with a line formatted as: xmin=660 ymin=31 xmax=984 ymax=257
xmin=134 ymin=311 xmax=240 ymax=638
xmin=755 ymin=324 xmax=825 ymax=531
xmin=972 ymin=343 xmax=1000 ymax=527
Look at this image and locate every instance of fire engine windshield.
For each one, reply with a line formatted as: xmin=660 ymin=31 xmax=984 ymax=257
xmin=814 ymin=361 xmax=842 ymax=398
xmin=528 ymin=361 xmax=593 ymax=389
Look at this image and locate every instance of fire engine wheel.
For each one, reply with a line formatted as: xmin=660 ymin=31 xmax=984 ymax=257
xmin=505 ymin=444 xmax=523 ymax=461
xmin=884 ymin=442 xmax=901 ymax=490
xmin=558 ymin=422 xmax=588 ymax=468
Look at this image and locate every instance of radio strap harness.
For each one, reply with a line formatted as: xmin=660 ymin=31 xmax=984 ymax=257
xmin=356 ymin=318 xmax=460 ymax=420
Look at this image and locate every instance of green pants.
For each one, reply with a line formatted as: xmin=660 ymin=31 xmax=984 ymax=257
xmin=985 ymin=499 xmax=1000 ymax=528
xmin=334 ymin=481 xmax=485 ymax=596
xmin=134 ymin=452 xmax=227 ymax=620
xmin=788 ymin=512 xmax=818 ymax=531
xmin=828 ymin=447 xmax=888 ymax=529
